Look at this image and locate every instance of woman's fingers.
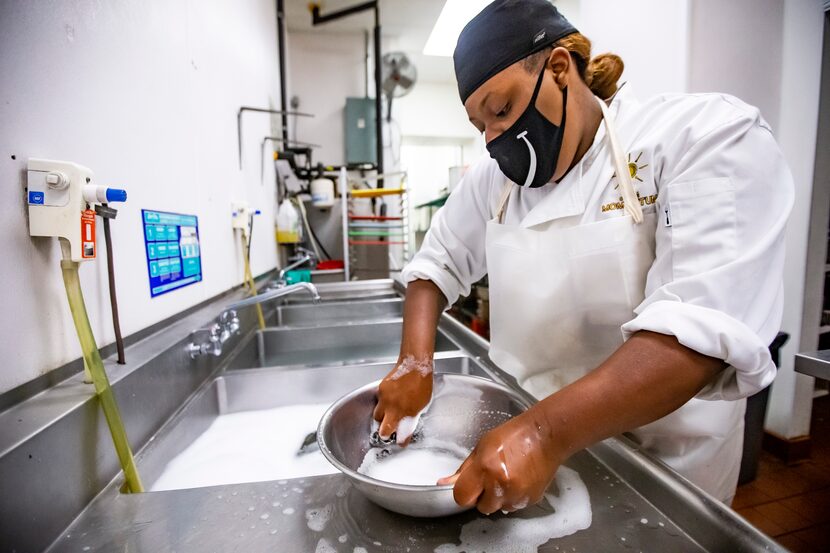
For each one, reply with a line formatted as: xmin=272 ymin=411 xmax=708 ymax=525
xmin=378 ymin=412 xmax=400 ymax=440
xmin=476 ymin=479 xmax=506 ymax=515
xmin=437 ymin=454 xmax=474 ymax=485
xmin=452 ymin=460 xmax=484 ymax=508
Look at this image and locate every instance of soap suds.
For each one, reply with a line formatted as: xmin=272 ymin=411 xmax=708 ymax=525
xmin=388 ymin=355 xmax=432 ymax=380
xmin=358 ymin=440 xmax=468 ymax=486
xmin=150 ymin=404 xmax=336 ymax=491
xmin=305 ymin=504 xmax=333 ymax=532
xmin=434 ymin=467 xmax=592 ymax=553
xmin=315 ymin=538 xmax=337 ymax=553
xmin=395 ymin=412 xmax=422 ymax=443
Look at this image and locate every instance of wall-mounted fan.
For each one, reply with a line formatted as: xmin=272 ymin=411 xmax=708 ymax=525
xmin=381 ymin=51 xmax=417 ymax=121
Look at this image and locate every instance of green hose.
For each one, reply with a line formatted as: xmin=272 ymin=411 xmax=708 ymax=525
xmin=60 ymin=241 xmax=144 ymax=493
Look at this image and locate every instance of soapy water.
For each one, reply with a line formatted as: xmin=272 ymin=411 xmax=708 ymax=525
xmin=150 ymin=404 xmax=336 ymax=491
xmin=357 ymin=447 xmax=464 ymax=486
xmin=358 ymin=443 xmax=468 ymax=486
xmin=434 ymin=466 xmax=592 ymax=553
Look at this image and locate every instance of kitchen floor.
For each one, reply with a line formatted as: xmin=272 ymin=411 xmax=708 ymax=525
xmin=733 ymin=395 xmax=830 ymax=552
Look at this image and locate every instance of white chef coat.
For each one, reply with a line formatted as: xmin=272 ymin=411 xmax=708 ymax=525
xmin=403 ymin=85 xmax=793 ymax=427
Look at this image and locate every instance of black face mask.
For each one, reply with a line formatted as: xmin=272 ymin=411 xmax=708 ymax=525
xmin=486 ymin=68 xmax=567 ymax=188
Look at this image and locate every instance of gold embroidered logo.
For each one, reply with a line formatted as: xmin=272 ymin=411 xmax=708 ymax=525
xmin=614 ymin=151 xmax=649 ymax=189
xmin=601 ymin=191 xmax=658 ymax=213
xmin=603 ymin=151 xmax=654 ymax=212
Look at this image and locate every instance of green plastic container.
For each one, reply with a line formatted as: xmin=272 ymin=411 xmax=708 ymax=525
xmin=285 ymin=269 xmax=312 ymax=285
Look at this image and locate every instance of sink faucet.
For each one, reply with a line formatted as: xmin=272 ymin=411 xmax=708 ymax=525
xmin=187 ymin=310 xmax=240 ymax=358
xmin=187 ymin=283 xmax=320 ymax=358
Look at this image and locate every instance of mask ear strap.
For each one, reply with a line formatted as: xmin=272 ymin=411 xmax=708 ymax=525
xmin=559 ymin=85 xmax=568 ymax=128
xmin=529 ymin=66 xmax=547 ymax=104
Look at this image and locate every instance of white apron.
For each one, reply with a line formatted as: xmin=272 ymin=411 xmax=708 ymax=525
xmin=485 ymin=96 xmax=745 ymax=503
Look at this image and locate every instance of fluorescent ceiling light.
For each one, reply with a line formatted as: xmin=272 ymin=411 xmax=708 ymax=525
xmin=423 ymin=0 xmax=492 ymax=57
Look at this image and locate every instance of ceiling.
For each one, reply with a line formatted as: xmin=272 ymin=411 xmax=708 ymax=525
xmin=285 ymin=0 xmax=455 ymax=84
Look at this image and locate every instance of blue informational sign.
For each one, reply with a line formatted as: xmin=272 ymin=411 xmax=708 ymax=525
xmin=141 ymin=209 xmax=202 ymax=297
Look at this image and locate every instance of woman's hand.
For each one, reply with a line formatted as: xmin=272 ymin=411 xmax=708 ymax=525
xmin=438 ymin=406 xmax=561 ymax=515
xmin=372 ymin=355 xmax=434 ymax=444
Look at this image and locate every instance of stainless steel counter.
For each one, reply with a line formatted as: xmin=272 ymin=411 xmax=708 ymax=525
xmin=795 ymin=349 xmax=830 ymax=380
xmin=2 ymin=279 xmax=786 ymax=553
xmin=45 ymin=453 xmax=711 ymax=553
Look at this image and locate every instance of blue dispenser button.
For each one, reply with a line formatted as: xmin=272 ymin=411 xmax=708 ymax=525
xmin=28 ymin=191 xmax=44 ymax=205
xmin=105 ymin=188 xmax=127 ymax=202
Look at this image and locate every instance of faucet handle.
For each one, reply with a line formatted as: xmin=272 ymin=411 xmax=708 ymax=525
xmin=228 ymin=309 xmax=240 ymax=332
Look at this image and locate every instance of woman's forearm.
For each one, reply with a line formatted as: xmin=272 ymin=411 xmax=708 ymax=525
xmin=535 ymin=330 xmax=725 ymax=463
xmin=399 ymin=279 xmax=447 ymax=360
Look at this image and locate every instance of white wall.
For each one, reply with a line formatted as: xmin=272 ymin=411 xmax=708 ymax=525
xmin=286 ymin=31 xmax=368 ymax=165
xmin=687 ymin=0 xmax=784 ymax=131
xmin=395 ymin=81 xmax=480 ymax=140
xmin=0 ymin=0 xmax=282 ymax=394
xmin=579 ymin=0 xmax=690 ymax=99
xmin=765 ymin=0 xmax=824 ymax=439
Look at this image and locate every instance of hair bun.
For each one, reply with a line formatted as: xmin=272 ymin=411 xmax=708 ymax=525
xmin=586 ymin=53 xmax=624 ymax=99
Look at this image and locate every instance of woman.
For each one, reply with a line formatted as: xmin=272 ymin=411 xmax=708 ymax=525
xmin=373 ymin=0 xmax=793 ymax=513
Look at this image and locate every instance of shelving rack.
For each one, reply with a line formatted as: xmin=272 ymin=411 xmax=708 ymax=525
xmin=339 ymin=170 xmax=410 ymax=280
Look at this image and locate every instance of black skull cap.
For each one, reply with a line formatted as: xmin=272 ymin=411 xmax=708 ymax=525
xmin=454 ymin=0 xmax=578 ymax=103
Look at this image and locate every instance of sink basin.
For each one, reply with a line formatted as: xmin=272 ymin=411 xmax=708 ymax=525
xmin=137 ymin=356 xmax=488 ymax=492
xmin=268 ymin=298 xmax=402 ymax=327
xmin=228 ymin=320 xmax=459 ymax=369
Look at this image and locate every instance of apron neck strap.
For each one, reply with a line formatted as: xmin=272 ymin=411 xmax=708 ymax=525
xmin=596 ymin=96 xmax=644 ymax=223
xmin=494 ymin=179 xmax=513 ymax=224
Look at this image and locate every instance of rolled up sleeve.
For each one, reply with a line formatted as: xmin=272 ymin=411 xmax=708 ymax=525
xmin=401 ymin=160 xmax=496 ymax=307
xmin=621 ymin=101 xmax=794 ymax=401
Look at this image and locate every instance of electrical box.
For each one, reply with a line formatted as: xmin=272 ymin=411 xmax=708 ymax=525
xmin=345 ymin=97 xmax=376 ymax=165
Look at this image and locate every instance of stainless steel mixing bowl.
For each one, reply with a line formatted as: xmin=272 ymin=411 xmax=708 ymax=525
xmin=317 ymin=373 xmax=531 ymax=517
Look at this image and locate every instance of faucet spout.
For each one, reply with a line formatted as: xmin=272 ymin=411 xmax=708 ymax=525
xmin=277 ymin=254 xmax=312 ymax=284
xmin=225 ymin=282 xmax=320 ymax=313
xmin=188 ymin=283 xmax=320 ymax=359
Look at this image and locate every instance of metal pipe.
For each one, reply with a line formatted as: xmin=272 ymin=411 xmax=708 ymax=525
xmin=238 ymin=107 xmax=313 ymax=169
xmin=340 ymin=167 xmax=350 ymax=281
xmin=262 ymin=136 xmax=321 ymax=149
xmin=277 ymin=253 xmax=312 ymax=283
xmin=225 ymin=282 xmax=320 ymax=312
xmin=276 ymin=0 xmax=289 ymax=144
xmin=310 ymin=1 xmax=377 ymax=25
xmin=373 ymin=10 xmax=384 ymax=187
xmin=364 ymin=29 xmax=370 ymax=97
xmin=261 ymin=136 xmax=322 ymax=182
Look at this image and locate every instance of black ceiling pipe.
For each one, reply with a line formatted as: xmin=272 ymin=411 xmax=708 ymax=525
xmin=277 ymin=0 xmax=289 ymax=144
xmin=373 ymin=7 xmax=384 ymax=187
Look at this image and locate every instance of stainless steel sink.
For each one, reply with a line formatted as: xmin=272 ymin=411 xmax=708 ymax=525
xmin=268 ymin=298 xmax=402 ymax=327
xmin=228 ymin=320 xmax=459 ymax=369
xmin=136 ymin=355 xmax=487 ymax=491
